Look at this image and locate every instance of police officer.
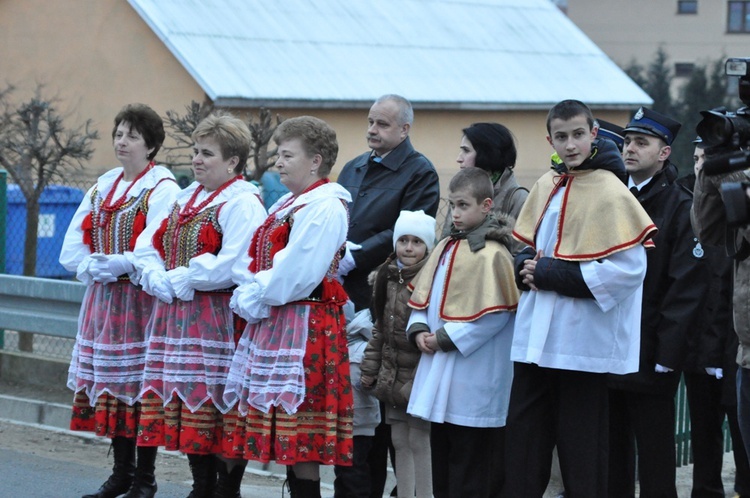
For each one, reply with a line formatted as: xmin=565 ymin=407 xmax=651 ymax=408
xmin=608 ymin=108 xmax=711 ymax=498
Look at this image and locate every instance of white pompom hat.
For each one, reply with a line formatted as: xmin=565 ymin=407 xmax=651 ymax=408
xmin=392 ymin=210 xmax=437 ymax=252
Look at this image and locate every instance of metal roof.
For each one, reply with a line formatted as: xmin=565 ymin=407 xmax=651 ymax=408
xmin=128 ymin=0 xmax=652 ymax=110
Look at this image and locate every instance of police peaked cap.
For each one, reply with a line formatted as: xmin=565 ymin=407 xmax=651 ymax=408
xmin=596 ymin=119 xmax=625 ymax=150
xmin=623 ymin=107 xmax=682 ymax=146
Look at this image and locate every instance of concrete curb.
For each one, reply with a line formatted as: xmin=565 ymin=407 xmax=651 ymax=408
xmin=0 ymin=393 xmax=72 ymax=429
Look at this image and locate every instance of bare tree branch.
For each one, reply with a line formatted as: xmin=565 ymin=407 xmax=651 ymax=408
xmin=161 ymin=99 xmax=214 ymax=169
xmin=246 ymin=107 xmax=283 ymax=182
xmin=162 ymin=101 xmax=283 ymax=181
xmin=0 ymin=83 xmax=99 ymax=276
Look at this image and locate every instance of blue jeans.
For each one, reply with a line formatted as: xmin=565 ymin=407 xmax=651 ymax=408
xmin=736 ymin=367 xmax=750 ymax=462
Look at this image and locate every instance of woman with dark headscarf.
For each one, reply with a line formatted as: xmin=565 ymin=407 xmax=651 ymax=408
xmin=441 ymin=122 xmax=528 ymax=240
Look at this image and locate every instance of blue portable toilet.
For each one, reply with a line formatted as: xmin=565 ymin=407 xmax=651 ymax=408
xmin=5 ymin=184 xmax=85 ymax=277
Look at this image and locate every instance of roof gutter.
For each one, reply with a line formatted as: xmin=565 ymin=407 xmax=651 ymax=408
xmin=213 ymin=97 xmax=650 ymax=112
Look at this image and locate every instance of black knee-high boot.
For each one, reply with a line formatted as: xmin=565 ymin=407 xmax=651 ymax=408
xmin=285 ymin=467 xmax=321 ymax=498
xmin=122 ymin=446 xmax=158 ymax=498
xmin=187 ymin=454 xmax=218 ymax=498
xmin=284 ymin=466 xmax=298 ymax=497
xmin=299 ymin=479 xmax=321 ymax=498
xmin=213 ymin=460 xmax=246 ymax=498
xmin=82 ymin=436 xmax=136 ymax=498
xmin=289 ymin=478 xmax=321 ymax=498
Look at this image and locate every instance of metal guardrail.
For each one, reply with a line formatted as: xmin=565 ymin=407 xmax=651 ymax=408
xmin=0 ymin=274 xmax=84 ymax=339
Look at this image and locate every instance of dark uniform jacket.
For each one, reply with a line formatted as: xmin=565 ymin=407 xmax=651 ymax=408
xmin=609 ymin=163 xmax=710 ymax=394
xmin=692 ymin=168 xmax=750 ymax=371
xmin=683 ymin=242 xmax=739 ymax=403
xmin=337 ymin=137 xmax=440 ymax=310
xmin=679 ymin=174 xmax=739 ymax=405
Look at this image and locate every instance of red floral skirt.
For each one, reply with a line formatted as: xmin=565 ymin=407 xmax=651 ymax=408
xmin=137 ymin=392 xmax=225 ymax=453
xmin=221 ymin=301 xmax=354 ymax=465
xmin=70 ymin=391 xmax=161 ymax=439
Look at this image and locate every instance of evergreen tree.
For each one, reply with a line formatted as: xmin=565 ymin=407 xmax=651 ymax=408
xmin=645 ymin=46 xmax=675 ymax=117
xmin=672 ymin=63 xmax=709 ymax=171
xmin=672 ymin=59 xmax=732 ymax=174
xmin=624 ymin=58 xmax=647 ymax=89
xmin=706 ymin=59 xmax=733 ymax=108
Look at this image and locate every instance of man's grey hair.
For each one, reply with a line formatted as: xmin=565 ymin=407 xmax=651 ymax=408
xmin=375 ymin=94 xmax=414 ymax=126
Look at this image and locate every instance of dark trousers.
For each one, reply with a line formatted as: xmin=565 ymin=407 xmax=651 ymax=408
xmin=502 ymin=363 xmax=609 ymax=498
xmin=738 ymin=367 xmax=750 ymax=471
xmin=431 ymin=422 xmax=496 ymax=498
xmin=728 ymin=403 xmax=750 ymax=498
xmin=608 ymin=389 xmax=677 ymax=498
xmin=487 ymin=426 xmax=506 ymax=497
xmin=334 ymin=435 xmax=374 ymax=498
xmin=685 ymin=370 xmax=750 ymax=497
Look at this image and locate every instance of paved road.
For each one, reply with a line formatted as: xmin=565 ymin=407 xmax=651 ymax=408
xmin=0 ymin=378 xmax=740 ymax=497
xmin=0 ymin=421 xmax=291 ymax=498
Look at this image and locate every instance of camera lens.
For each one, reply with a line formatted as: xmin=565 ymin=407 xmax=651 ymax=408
xmin=696 ymin=111 xmax=734 ymax=147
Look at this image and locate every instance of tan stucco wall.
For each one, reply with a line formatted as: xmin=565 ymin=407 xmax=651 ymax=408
xmin=567 ymin=0 xmax=750 ymax=70
xmin=0 ymin=0 xmax=205 ymax=182
xmin=0 ymin=0 xmax=633 ymax=195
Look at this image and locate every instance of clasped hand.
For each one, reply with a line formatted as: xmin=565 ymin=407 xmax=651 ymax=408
xmin=415 ymin=331 xmax=439 ymax=354
xmin=88 ymin=253 xmax=133 ymax=284
xmin=519 ymin=250 xmax=544 ymax=291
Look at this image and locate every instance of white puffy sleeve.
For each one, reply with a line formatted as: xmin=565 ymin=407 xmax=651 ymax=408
xmin=581 ymin=244 xmax=647 ymax=313
xmin=59 ymin=185 xmax=96 ymax=282
xmin=254 ymin=197 xmax=347 ymax=305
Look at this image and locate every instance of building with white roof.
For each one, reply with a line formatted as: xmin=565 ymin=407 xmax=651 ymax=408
xmin=0 ymin=0 xmax=650 ymax=191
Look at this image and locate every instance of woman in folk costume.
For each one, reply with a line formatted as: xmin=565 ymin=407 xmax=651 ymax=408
xmin=60 ymin=103 xmax=181 ymax=498
xmin=223 ymin=116 xmax=354 ymax=498
xmin=133 ymin=112 xmax=266 ymax=498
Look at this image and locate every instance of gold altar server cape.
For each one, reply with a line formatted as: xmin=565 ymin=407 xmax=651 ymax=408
xmin=512 ymin=169 xmax=657 ymax=261
xmin=407 ymin=235 xmax=519 ymax=322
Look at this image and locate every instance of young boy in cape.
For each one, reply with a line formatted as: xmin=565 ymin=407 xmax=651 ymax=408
xmin=406 ymin=166 xmax=519 ymax=498
xmin=503 ymin=99 xmax=657 ymax=497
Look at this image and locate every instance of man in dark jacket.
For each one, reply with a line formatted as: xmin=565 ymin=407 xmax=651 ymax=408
xmin=608 ymin=107 xmax=710 ymax=498
xmin=337 ymin=94 xmax=440 ymax=312
xmin=335 ymin=94 xmax=439 ymax=498
xmin=683 ymin=141 xmax=750 ymax=498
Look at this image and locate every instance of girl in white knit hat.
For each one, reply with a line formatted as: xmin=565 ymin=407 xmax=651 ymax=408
xmin=359 ymin=209 xmax=436 ymax=498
